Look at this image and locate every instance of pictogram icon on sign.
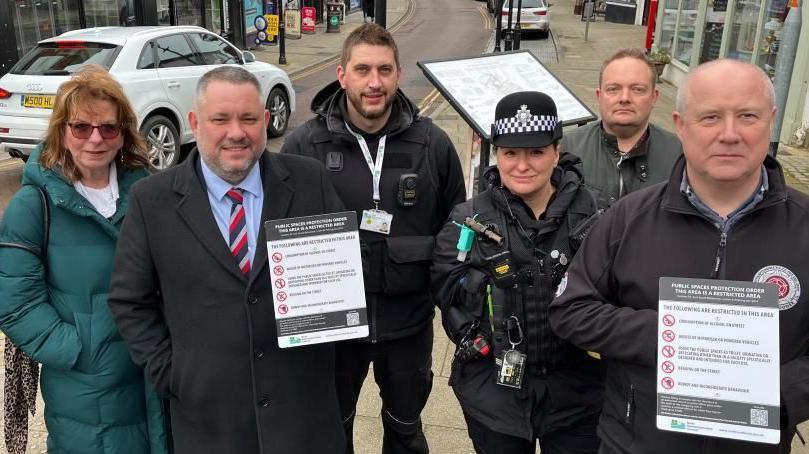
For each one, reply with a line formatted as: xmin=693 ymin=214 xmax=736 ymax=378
xmin=662 ymin=330 xmax=676 ymax=343
xmin=662 ymin=345 xmax=675 ymax=358
xmin=275 ymin=278 xmax=286 ymax=289
xmin=661 ymin=377 xmax=675 ymax=390
xmin=277 ymin=304 xmax=288 ymax=315
xmin=662 ymin=314 xmax=676 ymax=327
xmin=272 ymin=252 xmax=283 ymax=263
xmin=662 ymin=361 xmax=675 ymax=374
xmin=276 ymin=291 xmax=287 ymax=302
xmin=273 ymin=265 xmax=285 ymax=276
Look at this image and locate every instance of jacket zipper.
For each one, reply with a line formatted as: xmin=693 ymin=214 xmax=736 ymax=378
xmin=616 ymin=154 xmax=626 ymax=199
xmin=711 ymin=231 xmax=728 ymax=279
xmin=369 ymin=294 xmax=378 ymax=343
xmin=625 ymin=383 xmax=635 ymax=424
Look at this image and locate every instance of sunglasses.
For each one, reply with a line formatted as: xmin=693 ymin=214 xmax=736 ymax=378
xmin=67 ymin=122 xmax=121 ymax=140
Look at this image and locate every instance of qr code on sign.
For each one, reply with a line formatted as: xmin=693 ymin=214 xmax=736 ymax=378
xmin=750 ymin=408 xmax=768 ymax=426
xmin=346 ymin=311 xmax=360 ymax=326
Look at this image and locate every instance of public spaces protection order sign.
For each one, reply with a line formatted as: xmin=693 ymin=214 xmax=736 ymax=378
xmin=417 ymin=50 xmax=596 ymax=139
xmin=264 ymin=212 xmax=368 ymax=348
xmin=657 ymin=277 xmax=780 ymax=444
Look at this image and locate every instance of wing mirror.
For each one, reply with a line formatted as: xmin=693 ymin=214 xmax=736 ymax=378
xmin=243 ymin=51 xmax=256 ymax=63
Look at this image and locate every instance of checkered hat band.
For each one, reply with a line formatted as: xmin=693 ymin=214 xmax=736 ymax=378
xmin=494 ymin=115 xmax=558 ymax=135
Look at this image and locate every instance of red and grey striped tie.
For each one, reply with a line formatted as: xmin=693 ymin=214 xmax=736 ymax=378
xmin=226 ymin=188 xmax=251 ymax=275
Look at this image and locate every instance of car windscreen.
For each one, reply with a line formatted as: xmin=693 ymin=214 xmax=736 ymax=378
xmin=504 ymin=0 xmax=545 ymax=8
xmin=10 ymin=42 xmax=120 ymax=75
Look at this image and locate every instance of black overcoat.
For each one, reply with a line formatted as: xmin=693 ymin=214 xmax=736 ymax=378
xmin=109 ymin=150 xmax=346 ymax=454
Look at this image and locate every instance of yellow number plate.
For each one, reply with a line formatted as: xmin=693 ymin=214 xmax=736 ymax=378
xmin=22 ymin=95 xmax=55 ymax=109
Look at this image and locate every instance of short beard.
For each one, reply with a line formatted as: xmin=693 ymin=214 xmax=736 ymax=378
xmin=346 ymin=90 xmax=395 ymax=121
xmin=202 ymin=143 xmax=265 ymax=185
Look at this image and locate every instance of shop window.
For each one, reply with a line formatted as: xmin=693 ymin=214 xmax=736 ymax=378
xmin=659 ymin=0 xmax=681 ymax=53
xmin=188 ymin=33 xmax=240 ymax=64
xmin=754 ymin=0 xmax=789 ymax=78
xmin=205 ymin=0 xmax=223 ymax=34
xmin=672 ymin=0 xmax=698 ymax=65
xmin=699 ymin=0 xmax=727 ymax=62
xmin=176 ymin=0 xmax=204 ymax=25
xmin=10 ymin=0 xmax=81 ymax=56
xmin=155 ymin=34 xmax=202 ymax=68
xmin=157 ymin=0 xmax=171 ymax=25
xmin=84 ymin=0 xmax=126 ymax=27
xmin=726 ymin=0 xmax=761 ymax=62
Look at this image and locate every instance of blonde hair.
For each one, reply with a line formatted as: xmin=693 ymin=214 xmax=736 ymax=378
xmin=40 ymin=64 xmax=150 ymax=181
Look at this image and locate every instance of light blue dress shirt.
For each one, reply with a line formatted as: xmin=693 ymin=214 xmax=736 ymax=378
xmin=200 ymin=159 xmax=264 ymax=266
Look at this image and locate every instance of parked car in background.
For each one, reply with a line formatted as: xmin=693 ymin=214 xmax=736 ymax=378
xmin=501 ymin=0 xmax=551 ymax=38
xmin=0 ymin=26 xmax=295 ymax=170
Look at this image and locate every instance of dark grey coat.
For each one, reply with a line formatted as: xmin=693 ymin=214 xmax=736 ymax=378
xmin=561 ymin=121 xmax=682 ymax=209
xmin=108 ymin=150 xmax=346 ymax=454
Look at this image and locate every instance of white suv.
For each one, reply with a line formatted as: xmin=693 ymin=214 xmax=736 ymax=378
xmin=0 ymin=26 xmax=295 ymax=169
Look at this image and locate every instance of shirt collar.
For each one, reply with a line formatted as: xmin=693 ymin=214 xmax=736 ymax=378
xmin=680 ymin=165 xmax=768 ymax=227
xmin=200 ymin=158 xmax=263 ymax=201
xmin=600 ymin=123 xmax=650 ymax=157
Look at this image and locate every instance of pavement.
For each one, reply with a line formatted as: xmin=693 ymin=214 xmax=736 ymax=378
xmin=2 ymin=0 xmax=809 ymax=452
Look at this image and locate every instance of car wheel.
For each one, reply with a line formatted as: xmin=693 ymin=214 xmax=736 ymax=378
xmin=141 ymin=115 xmax=181 ymax=170
xmin=266 ymin=86 xmax=290 ymax=138
xmin=538 ymin=30 xmax=550 ymax=39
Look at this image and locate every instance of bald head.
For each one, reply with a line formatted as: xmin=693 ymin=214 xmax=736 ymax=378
xmin=675 ymin=59 xmax=774 ymax=114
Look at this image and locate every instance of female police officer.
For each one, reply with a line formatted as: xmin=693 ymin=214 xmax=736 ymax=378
xmin=432 ymin=91 xmax=604 ymax=454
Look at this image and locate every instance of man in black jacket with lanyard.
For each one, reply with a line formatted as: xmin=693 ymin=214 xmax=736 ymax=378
xmin=561 ymin=48 xmax=682 ymax=210
xmin=550 ymin=59 xmax=809 ymax=454
xmin=281 ymin=23 xmax=466 ymax=454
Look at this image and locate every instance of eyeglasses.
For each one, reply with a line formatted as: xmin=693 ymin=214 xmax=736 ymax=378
xmin=66 ymin=122 xmax=121 ymax=140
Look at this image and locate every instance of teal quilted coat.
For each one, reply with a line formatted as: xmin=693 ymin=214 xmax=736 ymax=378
xmin=0 ymin=146 xmax=168 ymax=453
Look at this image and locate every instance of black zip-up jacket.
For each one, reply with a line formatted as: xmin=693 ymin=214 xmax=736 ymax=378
xmin=281 ymin=81 xmax=465 ymax=341
xmin=431 ymin=154 xmax=604 ymax=440
xmin=549 ymin=155 xmax=809 ymax=454
xmin=561 ymin=121 xmax=682 ymax=210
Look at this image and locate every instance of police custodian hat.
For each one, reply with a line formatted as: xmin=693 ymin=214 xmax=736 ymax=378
xmin=491 ymin=91 xmax=563 ymax=149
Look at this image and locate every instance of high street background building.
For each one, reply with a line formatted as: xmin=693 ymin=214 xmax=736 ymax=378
xmin=0 ymin=0 xmax=361 ymax=75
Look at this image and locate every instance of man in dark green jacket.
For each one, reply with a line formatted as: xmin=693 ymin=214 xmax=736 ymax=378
xmin=561 ymin=48 xmax=682 ymax=210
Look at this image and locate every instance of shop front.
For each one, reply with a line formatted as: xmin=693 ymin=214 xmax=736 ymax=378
xmin=0 ymin=0 xmax=232 ymax=75
xmin=655 ymin=0 xmax=809 ymax=144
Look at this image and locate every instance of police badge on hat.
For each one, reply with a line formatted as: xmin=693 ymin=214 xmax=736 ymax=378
xmin=491 ymin=91 xmax=563 ymax=149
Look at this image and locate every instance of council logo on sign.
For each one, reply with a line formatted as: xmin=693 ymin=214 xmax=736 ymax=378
xmin=753 ymin=265 xmax=801 ymax=311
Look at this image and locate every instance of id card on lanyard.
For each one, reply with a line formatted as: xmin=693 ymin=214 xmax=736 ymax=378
xmin=345 ymin=122 xmax=393 ymax=235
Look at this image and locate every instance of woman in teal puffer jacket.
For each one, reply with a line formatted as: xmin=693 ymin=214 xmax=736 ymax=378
xmin=0 ymin=65 xmax=168 ymax=453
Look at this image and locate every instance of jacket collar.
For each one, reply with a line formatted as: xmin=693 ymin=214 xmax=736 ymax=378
xmin=309 ymin=80 xmax=420 ymax=143
xmin=22 ymin=144 xmax=146 ymax=238
xmin=483 ymin=153 xmax=588 ymax=227
xmin=661 ymin=154 xmax=788 ymax=215
xmin=171 ymin=149 xmax=294 ymax=283
xmin=599 ymin=122 xmax=650 ymax=160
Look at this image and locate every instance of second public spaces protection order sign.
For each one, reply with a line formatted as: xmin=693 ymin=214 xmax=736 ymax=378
xmin=657 ymin=277 xmax=780 ymax=444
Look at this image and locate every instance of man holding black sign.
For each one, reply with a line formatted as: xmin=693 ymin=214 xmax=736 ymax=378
xmin=281 ymin=23 xmax=465 ymax=454
xmin=549 ymin=59 xmax=809 ymax=453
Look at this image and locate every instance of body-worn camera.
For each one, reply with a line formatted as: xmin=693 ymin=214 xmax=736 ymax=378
xmin=397 ymin=173 xmax=418 ymax=207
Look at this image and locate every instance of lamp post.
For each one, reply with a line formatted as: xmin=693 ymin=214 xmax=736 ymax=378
xmin=279 ymin=0 xmax=287 ymax=64
xmin=494 ymin=0 xmax=503 ymax=51
xmin=375 ymin=0 xmax=387 ymax=27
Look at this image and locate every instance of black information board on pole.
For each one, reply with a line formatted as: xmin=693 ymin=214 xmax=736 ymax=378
xmin=417 ymin=49 xmax=597 ymax=140
xmin=418 ymin=50 xmax=597 ymax=193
